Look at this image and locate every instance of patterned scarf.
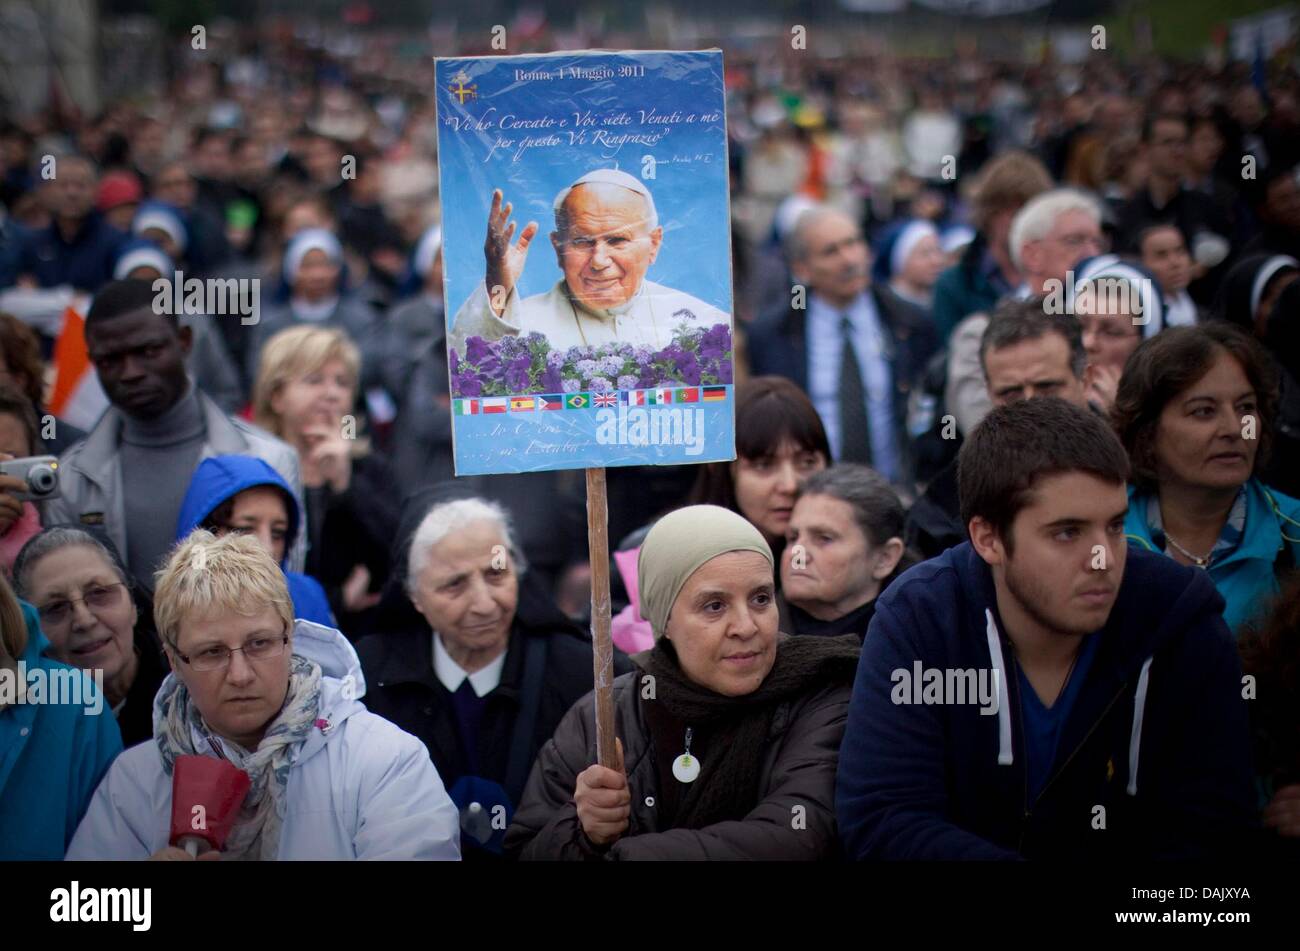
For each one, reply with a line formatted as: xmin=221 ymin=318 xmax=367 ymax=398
xmin=155 ymin=654 xmax=322 ymax=861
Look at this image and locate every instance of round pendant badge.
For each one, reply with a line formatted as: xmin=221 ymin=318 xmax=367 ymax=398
xmin=672 ymin=752 xmax=700 ymax=783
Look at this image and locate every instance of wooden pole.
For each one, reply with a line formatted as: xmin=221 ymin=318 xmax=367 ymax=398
xmin=585 ymin=466 xmax=617 ymax=769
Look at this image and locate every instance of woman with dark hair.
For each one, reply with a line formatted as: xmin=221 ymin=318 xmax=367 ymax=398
xmin=1114 ymin=323 xmax=1300 ymax=633
xmin=689 ymin=375 xmax=831 ymax=552
xmin=1214 ymin=253 xmax=1300 ymax=497
xmin=0 ymin=311 xmax=85 ymax=454
xmin=602 ymin=377 xmax=831 ymax=651
xmin=0 ymin=384 xmax=47 ymax=573
xmin=781 ymin=465 xmax=915 ymax=640
xmin=1239 ymin=573 xmax=1300 ymax=853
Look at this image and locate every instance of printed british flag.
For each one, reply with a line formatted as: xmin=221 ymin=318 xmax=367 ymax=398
xmin=593 ymin=393 xmax=618 ymax=407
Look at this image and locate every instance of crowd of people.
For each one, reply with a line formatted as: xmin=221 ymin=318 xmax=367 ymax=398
xmin=1 ymin=22 xmax=1300 ymax=861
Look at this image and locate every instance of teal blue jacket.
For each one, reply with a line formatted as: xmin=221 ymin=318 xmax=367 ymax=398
xmin=1125 ymin=479 xmax=1300 ymax=635
xmin=0 ymin=602 xmax=123 ymax=859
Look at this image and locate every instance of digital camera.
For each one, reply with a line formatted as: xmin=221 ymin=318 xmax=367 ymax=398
xmin=0 ymin=455 xmax=61 ymax=501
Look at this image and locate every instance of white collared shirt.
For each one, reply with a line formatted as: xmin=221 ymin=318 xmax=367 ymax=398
xmin=432 ymin=633 xmax=506 ymax=698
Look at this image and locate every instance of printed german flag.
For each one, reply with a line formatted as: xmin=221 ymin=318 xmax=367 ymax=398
xmin=702 ymin=386 xmax=727 ymax=402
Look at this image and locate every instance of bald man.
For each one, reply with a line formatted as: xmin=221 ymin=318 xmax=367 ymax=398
xmin=448 ymin=169 xmax=727 ymax=355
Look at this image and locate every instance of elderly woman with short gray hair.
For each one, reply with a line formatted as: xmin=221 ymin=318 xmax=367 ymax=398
xmin=505 ymin=504 xmax=860 ymax=860
xmin=357 ymin=494 xmax=628 ymax=860
xmin=781 ymin=465 xmax=915 ymax=641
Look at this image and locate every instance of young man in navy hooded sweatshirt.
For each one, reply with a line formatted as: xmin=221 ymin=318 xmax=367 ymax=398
xmin=836 ymin=397 xmax=1257 ymax=859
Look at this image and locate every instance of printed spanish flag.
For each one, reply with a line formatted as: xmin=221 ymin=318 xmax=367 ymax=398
xmin=510 ymin=395 xmax=536 ymax=412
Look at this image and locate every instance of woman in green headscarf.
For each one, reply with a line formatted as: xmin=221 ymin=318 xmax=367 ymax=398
xmin=505 ymin=505 xmax=860 ymax=860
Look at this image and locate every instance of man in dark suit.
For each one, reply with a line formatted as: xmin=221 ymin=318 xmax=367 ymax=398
xmin=747 ymin=205 xmax=938 ymax=491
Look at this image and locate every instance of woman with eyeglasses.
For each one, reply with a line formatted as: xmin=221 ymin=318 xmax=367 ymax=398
xmin=0 ymin=569 xmax=121 ymax=859
xmin=66 ymin=530 xmax=461 ymax=860
xmin=13 ymin=527 xmax=166 ymax=747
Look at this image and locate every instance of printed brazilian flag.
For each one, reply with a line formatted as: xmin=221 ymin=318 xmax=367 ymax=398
xmin=565 ymin=393 xmax=591 ymax=409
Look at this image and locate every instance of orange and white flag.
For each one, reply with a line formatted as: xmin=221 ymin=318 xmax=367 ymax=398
xmin=48 ymin=295 xmax=109 ymax=431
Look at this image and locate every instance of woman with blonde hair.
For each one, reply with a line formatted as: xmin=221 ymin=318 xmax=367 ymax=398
xmin=67 ymin=530 xmax=460 ymax=860
xmin=252 ymin=325 xmax=400 ymax=638
xmin=0 ymin=570 xmax=121 ymax=859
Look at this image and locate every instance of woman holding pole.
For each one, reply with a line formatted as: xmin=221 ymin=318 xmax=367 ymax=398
xmin=505 ymin=504 xmax=859 ymax=860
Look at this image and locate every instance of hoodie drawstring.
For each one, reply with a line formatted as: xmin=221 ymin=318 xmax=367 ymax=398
xmin=1126 ymin=656 xmax=1153 ymax=796
xmin=984 ymin=609 xmax=1013 ymax=765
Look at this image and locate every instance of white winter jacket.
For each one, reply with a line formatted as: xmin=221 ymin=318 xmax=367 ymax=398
xmin=66 ymin=621 xmax=461 ymax=860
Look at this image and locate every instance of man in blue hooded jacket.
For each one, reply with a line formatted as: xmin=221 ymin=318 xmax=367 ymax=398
xmin=836 ymin=397 xmax=1258 ymax=859
xmin=175 ymin=455 xmax=333 ymax=628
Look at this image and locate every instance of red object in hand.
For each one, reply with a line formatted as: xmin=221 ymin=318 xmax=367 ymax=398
xmin=169 ymin=755 xmax=251 ymax=854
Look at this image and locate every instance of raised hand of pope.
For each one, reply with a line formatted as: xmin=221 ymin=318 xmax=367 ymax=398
xmin=483 ymin=188 xmax=538 ymax=317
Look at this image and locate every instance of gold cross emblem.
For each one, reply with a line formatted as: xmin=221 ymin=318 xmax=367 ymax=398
xmin=450 ymin=71 xmax=477 ymax=104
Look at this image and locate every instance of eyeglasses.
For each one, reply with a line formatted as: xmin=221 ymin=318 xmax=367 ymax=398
xmin=173 ymin=633 xmax=290 ymax=672
xmin=37 ymin=583 xmax=128 ymax=626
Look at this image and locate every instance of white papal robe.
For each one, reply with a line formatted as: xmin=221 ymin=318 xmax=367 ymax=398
xmin=448 ymin=278 xmax=729 ymax=355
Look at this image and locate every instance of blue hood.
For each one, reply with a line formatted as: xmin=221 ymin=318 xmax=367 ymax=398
xmin=175 ymin=455 xmax=301 ymax=568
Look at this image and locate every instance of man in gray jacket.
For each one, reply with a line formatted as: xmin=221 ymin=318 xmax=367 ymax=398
xmin=45 ymin=279 xmax=304 ymax=589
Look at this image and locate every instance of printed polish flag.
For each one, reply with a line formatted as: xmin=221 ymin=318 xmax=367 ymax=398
xmin=482 ymin=397 xmax=508 ymax=413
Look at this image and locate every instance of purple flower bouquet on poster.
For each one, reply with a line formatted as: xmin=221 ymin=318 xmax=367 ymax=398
xmin=450 ymin=323 xmax=733 ymax=398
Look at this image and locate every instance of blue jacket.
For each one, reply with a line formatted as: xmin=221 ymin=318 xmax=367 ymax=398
xmin=16 ymin=212 xmax=126 ymax=292
xmin=176 ymin=455 xmax=334 ymax=626
xmin=0 ymin=603 xmax=123 ymax=859
xmin=836 ymin=542 xmax=1258 ymax=860
xmin=1125 ymin=479 xmax=1300 ymax=635
xmin=930 ymin=233 xmax=1003 ymax=344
